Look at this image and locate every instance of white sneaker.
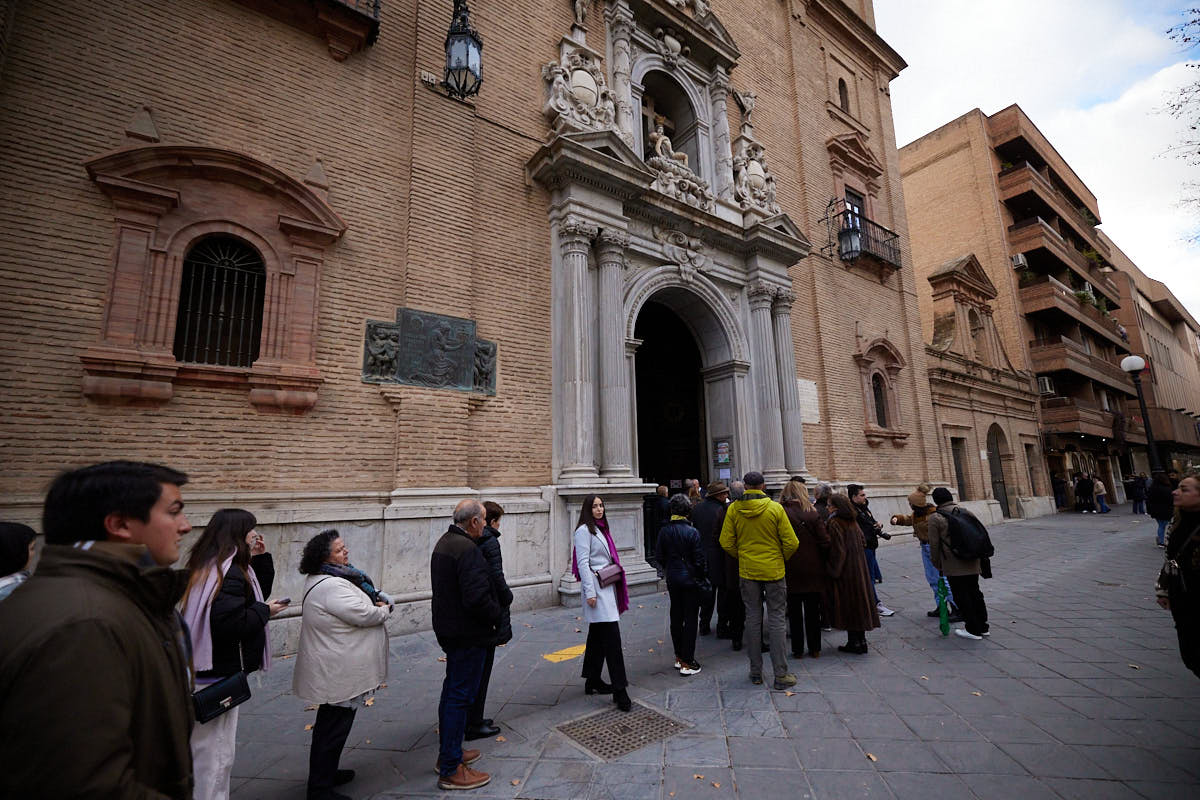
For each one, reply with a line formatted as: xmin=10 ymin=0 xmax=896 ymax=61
xmin=680 ymin=662 xmax=702 ymax=675
xmin=954 ymin=627 xmax=983 ymax=640
xmin=673 ymin=658 xmax=682 ymax=670
xmin=876 ymin=604 xmax=895 ymax=617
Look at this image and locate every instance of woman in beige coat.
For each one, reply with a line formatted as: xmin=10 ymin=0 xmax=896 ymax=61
xmin=294 ymin=530 xmax=391 ymax=800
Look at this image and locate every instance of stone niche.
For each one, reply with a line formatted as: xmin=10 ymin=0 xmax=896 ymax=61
xmin=362 ymin=307 xmax=496 ymax=395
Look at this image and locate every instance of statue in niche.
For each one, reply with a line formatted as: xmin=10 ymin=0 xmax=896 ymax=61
xmin=363 ymin=324 xmax=400 ymax=379
xmin=734 ymin=89 xmax=757 ymax=133
xmin=473 ymin=340 xmax=497 ymax=393
xmin=573 ymin=0 xmax=588 ymax=26
xmin=649 ymin=123 xmax=688 ymax=167
xmin=411 ymin=319 xmax=470 ymax=387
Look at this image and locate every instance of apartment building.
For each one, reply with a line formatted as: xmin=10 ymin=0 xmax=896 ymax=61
xmin=900 ymin=105 xmax=1145 ymax=507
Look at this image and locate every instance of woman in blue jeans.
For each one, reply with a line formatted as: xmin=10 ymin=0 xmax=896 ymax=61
xmin=1149 ymin=472 xmax=1176 ymax=547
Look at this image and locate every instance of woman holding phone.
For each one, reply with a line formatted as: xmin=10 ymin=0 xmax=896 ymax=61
xmin=181 ymin=509 xmax=286 ymax=800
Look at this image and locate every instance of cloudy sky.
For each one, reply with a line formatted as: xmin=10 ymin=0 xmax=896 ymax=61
xmin=875 ymin=0 xmax=1200 ymax=318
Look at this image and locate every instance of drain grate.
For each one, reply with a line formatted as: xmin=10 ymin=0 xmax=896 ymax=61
xmin=556 ymin=703 xmax=690 ymax=760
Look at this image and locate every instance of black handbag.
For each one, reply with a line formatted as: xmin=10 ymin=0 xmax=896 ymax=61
xmin=192 ymin=642 xmax=251 ymax=723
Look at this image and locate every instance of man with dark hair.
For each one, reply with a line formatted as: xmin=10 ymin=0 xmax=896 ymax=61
xmin=0 ymin=460 xmax=195 ymax=799
xmin=719 ymin=471 xmax=799 ymax=689
xmin=928 ymin=487 xmax=990 ymax=640
xmin=692 ymin=481 xmax=731 ymax=638
xmin=431 ymin=499 xmax=503 ymax=791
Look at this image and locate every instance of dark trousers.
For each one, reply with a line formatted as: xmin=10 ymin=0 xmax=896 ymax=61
xmin=667 ymin=584 xmax=701 ymax=663
xmin=438 ymin=646 xmax=487 ymax=777
xmin=717 ymin=584 xmax=745 ymax=642
xmin=581 ymin=621 xmax=628 ymax=689
xmin=308 ymin=703 xmax=356 ymax=794
xmin=946 ymin=574 xmax=989 ymax=636
xmin=699 ymin=584 xmax=715 ymax=632
xmin=466 ymin=645 xmax=495 ymax=727
xmin=787 ymin=592 xmax=823 ymax=656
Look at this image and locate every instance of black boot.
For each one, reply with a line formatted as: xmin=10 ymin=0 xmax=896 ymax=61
xmin=613 ymin=688 xmax=632 ymax=712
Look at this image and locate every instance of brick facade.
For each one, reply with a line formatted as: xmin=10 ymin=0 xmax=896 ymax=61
xmin=0 ymin=0 xmax=944 ymax=640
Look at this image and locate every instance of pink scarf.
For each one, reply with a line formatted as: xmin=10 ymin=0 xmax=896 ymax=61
xmin=181 ymin=553 xmax=270 ymax=676
xmin=571 ymin=517 xmax=629 ymax=614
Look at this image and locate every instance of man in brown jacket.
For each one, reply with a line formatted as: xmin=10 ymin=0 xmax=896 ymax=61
xmin=0 ymin=461 xmax=196 ymax=799
xmin=927 ymin=487 xmax=989 ymax=641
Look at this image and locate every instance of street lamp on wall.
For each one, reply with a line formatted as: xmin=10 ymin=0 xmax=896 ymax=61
xmin=1120 ymin=354 xmax=1164 ymax=474
xmin=443 ymin=0 xmax=483 ymax=100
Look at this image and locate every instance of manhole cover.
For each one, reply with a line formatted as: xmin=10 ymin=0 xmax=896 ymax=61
xmin=556 ymin=703 xmax=690 ymax=760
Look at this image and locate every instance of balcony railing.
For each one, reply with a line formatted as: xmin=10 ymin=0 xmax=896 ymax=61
xmin=1018 ymin=275 xmax=1129 ymax=350
xmin=834 ymin=208 xmax=902 ymax=269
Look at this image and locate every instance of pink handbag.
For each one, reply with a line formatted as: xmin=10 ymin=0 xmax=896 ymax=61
xmin=595 ymin=563 xmax=624 ymax=588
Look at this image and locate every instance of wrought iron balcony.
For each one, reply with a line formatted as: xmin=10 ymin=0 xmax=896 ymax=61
xmin=831 ymin=204 xmax=901 ymax=270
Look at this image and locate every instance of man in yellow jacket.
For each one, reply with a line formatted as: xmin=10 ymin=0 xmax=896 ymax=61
xmin=719 ymin=471 xmax=799 ymax=689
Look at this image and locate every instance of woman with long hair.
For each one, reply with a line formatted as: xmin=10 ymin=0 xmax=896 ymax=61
xmin=572 ymin=494 xmax=631 ymax=711
xmin=294 ymin=529 xmax=392 ymax=800
xmin=181 ymin=509 xmax=286 ymax=800
xmin=780 ymin=481 xmax=829 ymax=659
xmin=824 ymin=493 xmax=880 ymax=654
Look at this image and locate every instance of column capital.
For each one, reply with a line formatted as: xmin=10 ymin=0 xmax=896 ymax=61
xmin=772 ymin=287 xmax=796 ymax=314
xmin=597 ymin=228 xmax=631 ymax=251
xmin=710 ymin=67 xmax=731 ymax=100
xmin=605 ymin=1 xmax=635 ymax=36
xmin=747 ymin=281 xmax=775 ymax=310
xmin=561 ymin=215 xmax=599 ymax=241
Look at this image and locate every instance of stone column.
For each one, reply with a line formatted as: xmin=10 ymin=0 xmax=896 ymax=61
xmin=772 ymin=288 xmax=808 ymax=475
xmin=710 ymin=66 xmax=735 ymax=201
xmin=748 ymin=282 xmax=787 ymax=481
xmin=626 ymin=336 xmax=643 ymax=476
xmin=605 ymin=1 xmax=636 ymax=148
xmin=558 ymin=215 xmax=599 ymax=482
xmin=597 ymin=229 xmax=633 ymax=478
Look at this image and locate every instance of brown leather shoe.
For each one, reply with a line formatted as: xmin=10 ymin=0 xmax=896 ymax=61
xmin=463 ymin=749 xmax=481 ymax=765
xmin=437 ymin=763 xmax=491 ymax=791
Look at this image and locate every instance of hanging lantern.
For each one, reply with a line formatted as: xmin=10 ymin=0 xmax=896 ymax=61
xmin=443 ymin=0 xmax=483 ymax=100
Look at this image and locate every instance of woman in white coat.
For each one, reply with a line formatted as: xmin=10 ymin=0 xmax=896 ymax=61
xmin=572 ymin=495 xmax=631 ymax=712
xmin=294 ymin=530 xmax=392 ymax=800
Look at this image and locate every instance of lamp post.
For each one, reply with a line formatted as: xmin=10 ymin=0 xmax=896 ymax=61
xmin=1120 ymin=354 xmax=1164 ymax=474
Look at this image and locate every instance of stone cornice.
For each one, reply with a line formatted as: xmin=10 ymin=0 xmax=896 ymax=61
xmin=808 ymin=0 xmax=906 ymax=78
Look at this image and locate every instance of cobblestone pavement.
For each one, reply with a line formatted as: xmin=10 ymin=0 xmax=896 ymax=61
xmin=232 ymin=507 xmax=1200 ymax=799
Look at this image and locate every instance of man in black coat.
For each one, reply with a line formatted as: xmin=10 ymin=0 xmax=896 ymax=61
xmin=464 ymin=501 xmax=514 ymax=741
xmin=431 ymin=499 xmax=503 ymax=791
xmin=693 ymin=482 xmax=739 ymax=642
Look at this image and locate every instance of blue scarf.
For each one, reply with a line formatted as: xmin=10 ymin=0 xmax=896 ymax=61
xmin=319 ymin=562 xmax=383 ymax=603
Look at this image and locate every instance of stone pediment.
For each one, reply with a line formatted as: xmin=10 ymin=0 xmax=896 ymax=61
xmin=928 ymin=253 xmax=997 ymax=302
xmin=526 ymin=129 xmax=655 ymax=199
xmin=630 ymin=0 xmax=740 ymax=69
xmin=826 ymin=131 xmax=884 ymax=180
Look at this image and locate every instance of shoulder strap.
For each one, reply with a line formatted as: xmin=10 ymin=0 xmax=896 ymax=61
xmin=302 ymin=576 xmax=333 ymax=607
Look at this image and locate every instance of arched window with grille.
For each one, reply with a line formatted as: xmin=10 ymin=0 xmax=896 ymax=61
xmin=871 ymin=372 xmax=889 ymax=428
xmin=173 ymin=235 xmax=265 ymax=368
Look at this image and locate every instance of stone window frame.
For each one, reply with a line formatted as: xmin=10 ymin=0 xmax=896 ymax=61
xmin=82 ymin=145 xmax=346 ymax=413
xmin=854 ymin=337 xmax=909 ymax=446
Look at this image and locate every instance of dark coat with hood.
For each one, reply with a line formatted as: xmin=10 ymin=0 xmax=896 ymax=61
xmin=1148 ymin=481 xmax=1176 ymax=522
xmin=200 ymin=552 xmax=274 ymax=679
xmin=782 ymin=502 xmax=830 ymax=594
xmin=478 ymin=525 xmax=513 ymax=646
xmin=0 ymin=542 xmax=194 ymax=799
xmin=690 ymin=496 xmax=728 ymax=588
xmin=655 ymin=518 xmax=708 ymax=589
xmin=824 ymin=511 xmax=880 ymax=632
xmin=431 ymin=524 xmax=503 ymax=652
xmin=926 ymin=501 xmax=981 ymax=577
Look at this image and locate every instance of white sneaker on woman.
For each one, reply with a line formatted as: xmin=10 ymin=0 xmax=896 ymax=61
xmin=876 ymin=603 xmax=895 ymax=616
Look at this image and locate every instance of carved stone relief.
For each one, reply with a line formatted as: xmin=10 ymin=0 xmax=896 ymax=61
xmin=731 ymin=90 xmax=781 ymax=217
xmin=543 ymin=46 xmax=616 ymax=136
xmin=652 ymin=26 xmax=690 ymax=69
xmin=653 ymin=225 xmax=709 ymax=283
xmin=665 ymin=0 xmax=711 ymax=18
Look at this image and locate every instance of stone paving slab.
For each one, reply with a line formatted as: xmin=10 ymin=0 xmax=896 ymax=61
xmin=232 ymin=507 xmax=1200 ymax=799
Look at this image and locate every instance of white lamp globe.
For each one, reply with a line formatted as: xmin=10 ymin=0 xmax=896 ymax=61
xmin=1120 ymin=355 xmax=1146 ymax=374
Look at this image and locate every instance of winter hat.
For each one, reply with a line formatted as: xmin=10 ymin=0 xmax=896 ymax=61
xmin=931 ymin=487 xmax=953 ymax=505
xmin=908 ymin=481 xmax=933 ymax=508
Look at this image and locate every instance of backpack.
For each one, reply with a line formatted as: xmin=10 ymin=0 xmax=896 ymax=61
xmin=937 ymin=507 xmax=995 ymax=560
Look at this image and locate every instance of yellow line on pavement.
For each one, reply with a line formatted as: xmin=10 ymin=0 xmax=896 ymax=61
xmin=542 ymin=644 xmax=586 ymax=663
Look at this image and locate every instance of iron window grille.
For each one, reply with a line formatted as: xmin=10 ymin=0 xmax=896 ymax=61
xmin=173 ymin=236 xmax=265 ymax=368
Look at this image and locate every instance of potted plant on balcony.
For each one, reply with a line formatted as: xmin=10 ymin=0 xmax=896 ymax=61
xmin=1081 ymin=246 xmax=1103 ymax=269
xmin=1074 ymin=289 xmax=1096 ymax=307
